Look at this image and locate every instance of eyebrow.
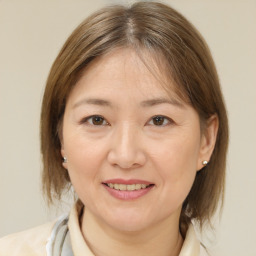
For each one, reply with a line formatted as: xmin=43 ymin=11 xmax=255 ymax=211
xmin=140 ymin=98 xmax=184 ymax=108
xmin=73 ymin=97 xmax=184 ymax=109
xmin=73 ymin=98 xmax=112 ymax=109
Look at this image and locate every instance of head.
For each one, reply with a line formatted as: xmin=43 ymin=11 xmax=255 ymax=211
xmin=41 ymin=1 xmax=228 ymax=236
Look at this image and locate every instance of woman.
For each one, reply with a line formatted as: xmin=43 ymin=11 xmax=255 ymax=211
xmin=0 ymin=1 xmax=228 ymax=256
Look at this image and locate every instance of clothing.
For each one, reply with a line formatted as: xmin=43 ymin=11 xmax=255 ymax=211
xmin=0 ymin=202 xmax=207 ymax=256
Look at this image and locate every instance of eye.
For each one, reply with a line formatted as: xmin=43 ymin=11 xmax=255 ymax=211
xmin=148 ymin=115 xmax=173 ymax=126
xmin=81 ymin=115 xmax=109 ymax=126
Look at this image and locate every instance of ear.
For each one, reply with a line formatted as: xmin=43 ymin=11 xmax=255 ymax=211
xmin=197 ymin=114 xmax=219 ymax=171
xmin=61 ymin=148 xmax=68 ymax=169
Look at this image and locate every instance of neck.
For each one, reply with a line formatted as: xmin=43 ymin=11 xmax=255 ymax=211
xmin=81 ymin=208 xmax=183 ymax=256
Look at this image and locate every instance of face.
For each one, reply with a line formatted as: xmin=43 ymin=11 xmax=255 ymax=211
xmin=61 ymin=48 xmax=212 ymax=232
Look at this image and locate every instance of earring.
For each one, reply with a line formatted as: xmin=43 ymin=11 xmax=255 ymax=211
xmin=202 ymin=160 xmax=208 ymax=166
xmin=63 ymin=157 xmax=67 ymax=163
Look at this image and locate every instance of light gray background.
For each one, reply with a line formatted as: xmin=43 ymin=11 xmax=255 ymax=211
xmin=0 ymin=0 xmax=256 ymax=255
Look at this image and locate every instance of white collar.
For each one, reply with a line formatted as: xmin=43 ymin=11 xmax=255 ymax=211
xmin=68 ymin=201 xmax=201 ymax=256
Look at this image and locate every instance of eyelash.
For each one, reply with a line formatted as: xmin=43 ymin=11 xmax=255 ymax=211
xmin=80 ymin=115 xmax=109 ymax=126
xmin=148 ymin=115 xmax=174 ymax=127
xmin=80 ymin=115 xmax=173 ymax=127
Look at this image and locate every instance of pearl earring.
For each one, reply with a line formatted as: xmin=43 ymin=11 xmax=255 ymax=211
xmin=63 ymin=157 xmax=67 ymax=163
xmin=202 ymin=160 xmax=208 ymax=166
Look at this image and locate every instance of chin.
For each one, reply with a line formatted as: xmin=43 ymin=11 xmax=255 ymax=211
xmin=110 ymin=218 xmax=149 ymax=233
xmin=103 ymin=209 xmax=154 ymax=232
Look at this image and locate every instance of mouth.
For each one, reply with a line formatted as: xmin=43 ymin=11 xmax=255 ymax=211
xmin=103 ymin=183 xmax=154 ymax=191
xmin=102 ymin=180 xmax=155 ymax=200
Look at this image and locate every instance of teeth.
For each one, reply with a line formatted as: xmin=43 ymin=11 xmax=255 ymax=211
xmin=106 ymin=183 xmax=150 ymax=191
xmin=127 ymin=184 xmax=135 ymax=191
xmin=135 ymin=184 xmax=141 ymax=190
xmin=119 ymin=184 xmax=126 ymax=190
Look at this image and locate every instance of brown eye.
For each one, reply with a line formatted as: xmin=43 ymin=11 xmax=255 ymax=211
xmin=92 ymin=116 xmax=104 ymax=125
xmin=152 ymin=116 xmax=165 ymax=125
xmin=82 ymin=115 xmax=108 ymax=126
xmin=149 ymin=115 xmax=172 ymax=126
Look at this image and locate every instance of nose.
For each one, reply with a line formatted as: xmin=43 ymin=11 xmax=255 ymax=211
xmin=107 ymin=124 xmax=146 ymax=169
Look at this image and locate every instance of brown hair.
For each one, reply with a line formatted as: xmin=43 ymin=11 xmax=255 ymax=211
xmin=41 ymin=1 xmax=228 ymax=236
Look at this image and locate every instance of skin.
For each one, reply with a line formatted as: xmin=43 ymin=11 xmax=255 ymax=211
xmin=61 ymin=48 xmax=218 ymax=256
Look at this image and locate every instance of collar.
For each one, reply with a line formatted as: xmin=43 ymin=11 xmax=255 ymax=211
xmin=68 ymin=202 xmax=201 ymax=256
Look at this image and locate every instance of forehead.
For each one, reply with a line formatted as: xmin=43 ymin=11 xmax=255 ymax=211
xmin=69 ymin=48 xmax=185 ymax=105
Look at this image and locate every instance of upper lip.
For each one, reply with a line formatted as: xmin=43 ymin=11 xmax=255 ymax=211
xmin=102 ymin=179 xmax=153 ymax=185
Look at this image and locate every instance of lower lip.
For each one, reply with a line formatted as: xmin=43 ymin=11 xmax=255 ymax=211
xmin=103 ymin=184 xmax=154 ymax=200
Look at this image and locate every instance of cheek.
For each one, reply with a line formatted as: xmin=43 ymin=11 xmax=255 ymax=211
xmin=62 ymin=130 xmax=106 ymax=188
xmin=150 ymin=135 xmax=201 ymax=198
xmin=64 ymin=125 xmax=105 ymax=163
xmin=152 ymin=135 xmax=200 ymax=174
xmin=64 ymin=142 xmax=105 ymax=206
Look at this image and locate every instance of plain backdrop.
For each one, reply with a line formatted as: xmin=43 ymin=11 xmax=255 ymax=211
xmin=0 ymin=0 xmax=256 ymax=255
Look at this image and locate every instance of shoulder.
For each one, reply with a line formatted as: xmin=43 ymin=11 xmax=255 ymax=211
xmin=0 ymin=221 xmax=55 ymax=256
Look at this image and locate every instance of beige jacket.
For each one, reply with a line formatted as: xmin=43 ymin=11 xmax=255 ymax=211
xmin=0 ymin=203 xmax=207 ymax=256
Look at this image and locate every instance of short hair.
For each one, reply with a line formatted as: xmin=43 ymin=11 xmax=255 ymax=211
xmin=40 ymin=1 xmax=228 ymax=236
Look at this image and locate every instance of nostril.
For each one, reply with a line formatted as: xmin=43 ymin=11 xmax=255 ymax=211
xmin=107 ymin=148 xmax=146 ymax=169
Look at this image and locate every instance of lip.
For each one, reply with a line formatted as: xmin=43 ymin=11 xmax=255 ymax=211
xmin=102 ymin=179 xmax=154 ymax=201
xmin=102 ymin=179 xmax=152 ymax=185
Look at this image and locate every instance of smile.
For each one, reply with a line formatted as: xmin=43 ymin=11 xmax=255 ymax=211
xmin=102 ymin=180 xmax=155 ymax=200
xmin=104 ymin=183 xmax=152 ymax=191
